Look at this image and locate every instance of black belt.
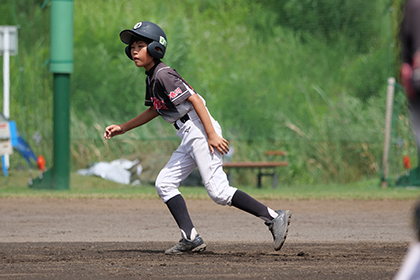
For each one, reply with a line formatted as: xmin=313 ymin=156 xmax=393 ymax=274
xmin=174 ymin=114 xmax=190 ymax=130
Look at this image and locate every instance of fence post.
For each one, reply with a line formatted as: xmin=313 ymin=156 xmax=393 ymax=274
xmin=381 ymin=77 xmax=395 ymax=188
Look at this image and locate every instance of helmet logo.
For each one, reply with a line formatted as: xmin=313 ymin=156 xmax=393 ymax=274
xmin=133 ymin=22 xmax=142 ymax=29
xmin=159 ymin=36 xmax=167 ymax=47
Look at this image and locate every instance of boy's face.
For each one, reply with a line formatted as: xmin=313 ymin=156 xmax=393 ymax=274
xmin=130 ymin=40 xmax=155 ymax=71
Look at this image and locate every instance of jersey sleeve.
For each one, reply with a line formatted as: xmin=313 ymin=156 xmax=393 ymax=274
xmin=157 ymin=69 xmax=196 ymax=106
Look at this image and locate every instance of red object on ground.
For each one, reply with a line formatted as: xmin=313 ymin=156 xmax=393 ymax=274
xmin=37 ymin=155 xmax=46 ymax=172
xmin=404 ymin=155 xmax=411 ymax=170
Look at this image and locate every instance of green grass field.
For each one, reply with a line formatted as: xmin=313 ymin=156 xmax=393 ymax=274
xmin=1 ymin=170 xmax=419 ymax=201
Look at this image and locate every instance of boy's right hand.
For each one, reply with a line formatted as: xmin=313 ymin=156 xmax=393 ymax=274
xmin=104 ymin=124 xmax=125 ymax=140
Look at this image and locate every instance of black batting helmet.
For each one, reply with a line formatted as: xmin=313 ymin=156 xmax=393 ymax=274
xmin=120 ymin=21 xmax=167 ymax=60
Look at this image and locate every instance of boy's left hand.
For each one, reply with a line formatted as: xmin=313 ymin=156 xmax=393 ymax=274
xmin=208 ymin=133 xmax=229 ymax=155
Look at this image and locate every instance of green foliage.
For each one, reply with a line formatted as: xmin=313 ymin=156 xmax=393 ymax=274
xmin=258 ymin=0 xmax=388 ymax=52
xmin=0 ymin=0 xmax=408 ymax=186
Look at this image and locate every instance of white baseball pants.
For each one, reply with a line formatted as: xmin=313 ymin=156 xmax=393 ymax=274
xmin=155 ymin=110 xmax=237 ymax=205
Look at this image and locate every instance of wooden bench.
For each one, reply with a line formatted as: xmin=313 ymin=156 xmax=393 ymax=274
xmin=223 ymin=150 xmax=288 ymax=188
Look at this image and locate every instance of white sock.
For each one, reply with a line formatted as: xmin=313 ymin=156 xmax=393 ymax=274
xmin=268 ymin=208 xmax=278 ymax=219
xmin=181 ymin=227 xmax=198 ymax=240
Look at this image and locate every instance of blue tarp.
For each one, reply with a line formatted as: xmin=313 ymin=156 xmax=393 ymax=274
xmin=1 ymin=112 xmax=38 ymax=175
xmin=10 ymin=121 xmax=37 ymax=166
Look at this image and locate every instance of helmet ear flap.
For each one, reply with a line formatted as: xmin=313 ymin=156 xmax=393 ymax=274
xmin=125 ymin=46 xmax=133 ymax=60
xmin=147 ymin=41 xmax=164 ymax=59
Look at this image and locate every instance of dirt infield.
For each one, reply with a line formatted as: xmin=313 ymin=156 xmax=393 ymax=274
xmin=0 ymin=198 xmax=418 ymax=279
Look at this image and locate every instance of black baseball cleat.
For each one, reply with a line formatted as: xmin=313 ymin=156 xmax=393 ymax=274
xmin=165 ymin=234 xmax=207 ymax=255
xmin=265 ymin=210 xmax=292 ymax=251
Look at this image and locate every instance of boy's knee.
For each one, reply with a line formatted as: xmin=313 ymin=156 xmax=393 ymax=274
xmin=155 ymin=178 xmax=181 ymax=203
xmin=209 ymin=195 xmax=230 ymax=205
xmin=205 ymin=182 xmax=236 ymax=206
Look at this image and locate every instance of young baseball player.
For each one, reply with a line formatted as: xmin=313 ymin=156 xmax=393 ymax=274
xmin=104 ymin=21 xmax=291 ymax=255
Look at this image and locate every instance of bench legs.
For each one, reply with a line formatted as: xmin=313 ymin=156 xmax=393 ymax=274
xmin=257 ymin=172 xmax=262 ymax=189
xmin=227 ymin=169 xmax=279 ymax=189
xmin=273 ymin=172 xmax=278 ymax=189
xmin=257 ymin=169 xmax=278 ymax=189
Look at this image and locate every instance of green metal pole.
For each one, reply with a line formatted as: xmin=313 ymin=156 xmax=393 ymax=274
xmin=53 ymin=73 xmax=70 ymax=190
xmin=50 ymin=0 xmax=73 ymax=190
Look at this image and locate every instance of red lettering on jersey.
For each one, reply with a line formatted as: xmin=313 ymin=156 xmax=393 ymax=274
xmin=169 ymin=87 xmax=182 ymax=100
xmin=151 ymin=97 xmax=168 ymax=110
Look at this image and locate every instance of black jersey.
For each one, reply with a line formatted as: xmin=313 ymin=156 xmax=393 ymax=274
xmin=145 ymin=61 xmax=203 ymax=124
